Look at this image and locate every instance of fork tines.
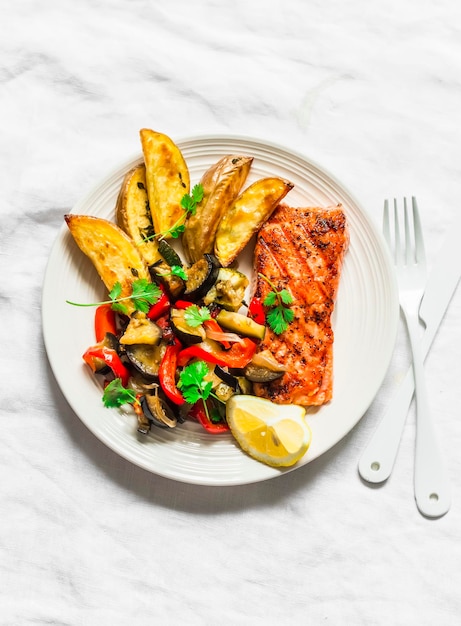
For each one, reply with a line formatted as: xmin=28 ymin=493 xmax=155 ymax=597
xmin=383 ymin=196 xmax=426 ymax=266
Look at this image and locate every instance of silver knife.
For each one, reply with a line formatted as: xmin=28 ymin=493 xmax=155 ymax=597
xmin=358 ymin=226 xmax=461 ymax=487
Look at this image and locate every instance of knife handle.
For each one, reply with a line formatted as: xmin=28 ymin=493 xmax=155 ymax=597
xmin=358 ymin=366 xmax=414 ymax=483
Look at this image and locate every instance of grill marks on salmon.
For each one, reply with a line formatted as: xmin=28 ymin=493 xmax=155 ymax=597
xmin=252 ymin=204 xmax=349 ymax=405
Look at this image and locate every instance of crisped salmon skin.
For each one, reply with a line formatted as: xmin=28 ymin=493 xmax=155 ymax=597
xmin=252 ymin=203 xmax=349 ymax=405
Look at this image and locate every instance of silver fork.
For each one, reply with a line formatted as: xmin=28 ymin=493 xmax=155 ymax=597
xmin=383 ymin=197 xmax=450 ymax=518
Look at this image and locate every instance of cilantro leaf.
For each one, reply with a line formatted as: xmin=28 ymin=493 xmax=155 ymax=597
xmin=283 ymin=307 xmax=295 ymax=324
xmin=108 ymin=282 xmax=128 ymax=314
xmin=180 ymin=183 xmax=204 ymax=216
xmin=178 ymin=361 xmax=213 ymax=405
xmin=109 ymin=282 xmax=122 ymax=301
xmin=266 ymin=308 xmax=286 ymax=335
xmin=191 ymin=183 xmax=204 ymax=205
xmin=184 ymin=304 xmax=211 ymax=328
xmin=279 ymin=289 xmax=294 ymax=305
xmin=258 ymin=273 xmax=294 ymax=335
xmin=102 ymin=378 xmax=137 ymax=408
xmin=149 ymin=183 xmax=205 ymax=241
xmin=131 ymin=279 xmax=161 ymax=313
xmin=263 ymin=291 xmax=277 ymax=307
xmin=266 ymin=306 xmax=295 ymax=335
xmin=180 ymin=195 xmax=194 ymax=212
xmin=170 ymin=265 xmax=188 ymax=281
xmin=67 ymin=278 xmax=161 ymax=313
xmin=169 ymin=224 xmax=185 ymax=238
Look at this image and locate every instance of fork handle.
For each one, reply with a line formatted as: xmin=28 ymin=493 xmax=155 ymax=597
xmin=404 ymin=311 xmax=451 ymax=518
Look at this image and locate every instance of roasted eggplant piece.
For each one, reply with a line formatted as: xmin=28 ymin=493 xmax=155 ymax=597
xmin=215 ymin=310 xmax=265 ymax=340
xmin=140 ymin=128 xmax=190 ymax=237
xmin=183 ymin=254 xmax=221 ymax=301
xmin=202 ymin=267 xmax=249 ymax=311
xmin=149 ymin=260 xmax=185 ymax=299
xmin=170 ymin=308 xmax=206 ymax=345
xmin=119 ymin=313 xmax=162 ymax=345
xmin=243 ymin=363 xmax=285 ymax=383
xmin=243 ymin=350 xmax=286 ymax=382
xmin=182 ymin=155 xmax=253 ymax=263
xmin=214 ymin=365 xmax=239 ymax=390
xmin=136 ymin=404 xmax=151 ymax=435
xmin=141 ymin=390 xmax=178 ymax=429
xmin=115 ymin=163 xmax=162 ymax=266
xmin=125 ymin=342 xmax=166 ymax=379
xmin=214 ymin=382 xmax=235 ymax=403
xmin=65 ymin=214 xmax=151 ymax=315
xmin=214 ymin=177 xmax=294 ymax=266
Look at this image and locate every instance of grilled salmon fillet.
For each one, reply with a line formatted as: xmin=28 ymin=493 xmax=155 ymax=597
xmin=252 ymin=203 xmax=349 ymax=405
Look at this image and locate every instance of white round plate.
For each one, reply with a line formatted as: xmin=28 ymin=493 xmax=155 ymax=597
xmin=42 ymin=135 xmax=399 ymax=486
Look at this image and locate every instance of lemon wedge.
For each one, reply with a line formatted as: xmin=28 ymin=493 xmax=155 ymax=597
xmin=226 ymin=395 xmax=312 ymax=467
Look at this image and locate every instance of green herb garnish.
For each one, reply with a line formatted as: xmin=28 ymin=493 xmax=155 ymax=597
xmin=183 ymin=304 xmax=211 ymax=328
xmin=180 ymin=183 xmax=204 ymax=214
xmin=258 ymin=273 xmax=294 ymax=335
xmin=144 ymin=183 xmax=204 ymax=242
xmin=66 ymin=278 xmax=161 ymax=315
xmin=178 ymin=360 xmax=213 ymax=407
xmin=154 ymin=264 xmax=188 ymax=281
xmin=102 ymin=378 xmax=138 ymax=408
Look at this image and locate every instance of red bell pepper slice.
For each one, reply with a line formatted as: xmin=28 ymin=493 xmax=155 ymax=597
xmin=248 ymin=297 xmax=266 ymax=325
xmin=82 ymin=345 xmax=130 ymax=387
xmin=188 ymin=400 xmax=229 ymax=433
xmin=94 ymin=304 xmax=117 ymax=343
xmin=177 ymin=337 xmax=257 ymax=369
xmin=147 ymin=289 xmax=170 ymax=320
xmin=173 ymin=300 xmax=193 ymax=309
xmin=159 ymin=338 xmax=185 ymax=405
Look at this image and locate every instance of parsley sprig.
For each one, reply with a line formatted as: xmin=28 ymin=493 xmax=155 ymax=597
xmin=66 ymin=278 xmax=161 ymax=315
xmin=258 ymin=273 xmax=294 ymax=335
xmin=102 ymin=378 xmax=138 ymax=408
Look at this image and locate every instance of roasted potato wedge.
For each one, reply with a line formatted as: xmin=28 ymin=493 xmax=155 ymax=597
xmin=140 ymin=128 xmax=190 ymax=238
xmin=115 ymin=162 xmax=162 ymax=266
xmin=214 ymin=177 xmax=294 ymax=266
xmin=65 ymin=214 xmax=150 ymax=315
xmin=182 ymin=155 xmax=253 ymax=263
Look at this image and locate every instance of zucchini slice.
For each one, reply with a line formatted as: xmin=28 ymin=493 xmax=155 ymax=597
xmin=202 ymin=267 xmax=249 ymax=311
xmin=158 ymin=239 xmax=183 ymax=267
xmin=215 ymin=310 xmax=266 ymax=340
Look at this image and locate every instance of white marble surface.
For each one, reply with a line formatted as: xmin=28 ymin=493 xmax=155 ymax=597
xmin=2 ymin=0 xmax=461 ymax=624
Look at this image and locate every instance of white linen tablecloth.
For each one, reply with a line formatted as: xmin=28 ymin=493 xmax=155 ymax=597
xmin=2 ymin=1 xmax=461 ymax=624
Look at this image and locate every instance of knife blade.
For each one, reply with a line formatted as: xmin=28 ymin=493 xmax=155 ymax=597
xmin=358 ymin=224 xmax=461 ymax=485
